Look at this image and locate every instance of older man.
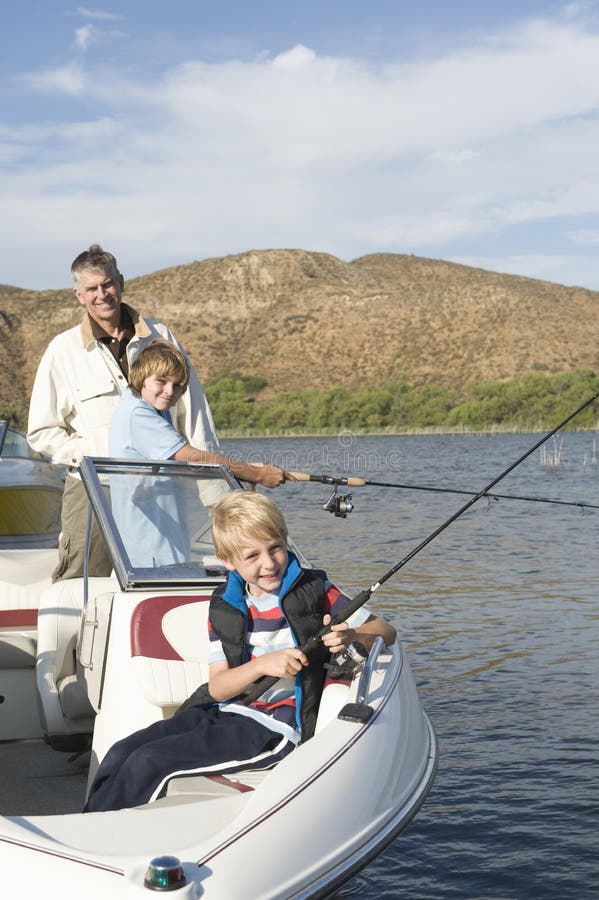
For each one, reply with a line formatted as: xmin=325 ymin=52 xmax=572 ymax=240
xmin=27 ymin=244 xmax=284 ymax=580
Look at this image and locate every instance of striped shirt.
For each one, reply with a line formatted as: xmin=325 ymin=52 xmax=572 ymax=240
xmin=208 ymin=579 xmax=370 ymax=742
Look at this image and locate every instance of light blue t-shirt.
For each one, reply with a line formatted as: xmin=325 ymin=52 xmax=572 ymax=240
xmin=109 ymin=389 xmax=188 ymax=568
xmin=109 ymin=388 xmax=186 ymax=462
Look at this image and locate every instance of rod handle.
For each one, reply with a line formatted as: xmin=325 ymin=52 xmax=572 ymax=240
xmin=286 ymin=471 xmax=367 ymax=487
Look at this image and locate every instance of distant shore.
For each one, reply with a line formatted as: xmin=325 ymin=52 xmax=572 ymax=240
xmin=219 ymin=424 xmax=599 ymax=440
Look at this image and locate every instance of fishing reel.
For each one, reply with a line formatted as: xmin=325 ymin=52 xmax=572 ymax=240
xmin=322 ymin=486 xmax=354 ymax=518
xmin=325 ymin=640 xmax=368 ymax=678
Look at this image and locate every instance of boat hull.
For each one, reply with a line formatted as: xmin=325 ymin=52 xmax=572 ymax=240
xmin=0 ymin=643 xmax=437 ymax=898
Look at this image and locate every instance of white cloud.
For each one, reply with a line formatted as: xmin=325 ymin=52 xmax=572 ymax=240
xmin=22 ymin=64 xmax=86 ymax=96
xmin=565 ymin=228 xmax=599 ymax=244
xmin=560 ymin=1 xmax=595 ymax=20
xmin=76 ymin=6 xmax=123 ymax=21
xmin=272 ymin=44 xmax=317 ymax=68
xmin=75 ymin=24 xmax=94 ymax=51
xmin=6 ymin=9 xmax=599 ymax=288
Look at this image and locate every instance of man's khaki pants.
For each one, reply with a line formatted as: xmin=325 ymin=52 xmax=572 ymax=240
xmin=52 ymin=474 xmax=113 ymax=581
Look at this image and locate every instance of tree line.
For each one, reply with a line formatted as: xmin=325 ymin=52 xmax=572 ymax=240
xmin=2 ymin=368 xmax=598 ymax=438
xmin=204 ymin=368 xmax=599 ymax=435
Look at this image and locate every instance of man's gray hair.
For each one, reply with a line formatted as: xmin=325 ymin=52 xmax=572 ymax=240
xmin=71 ymin=244 xmax=120 ymax=288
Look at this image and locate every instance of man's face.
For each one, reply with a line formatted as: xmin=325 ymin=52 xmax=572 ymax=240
xmin=73 ymin=266 xmax=123 ymax=325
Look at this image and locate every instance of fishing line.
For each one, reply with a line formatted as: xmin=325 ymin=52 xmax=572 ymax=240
xmin=244 ymin=388 xmax=599 ymax=704
xmin=288 ymin=474 xmax=599 ymax=512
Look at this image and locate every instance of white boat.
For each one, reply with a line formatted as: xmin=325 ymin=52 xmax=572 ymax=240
xmin=0 ymin=455 xmax=437 ymax=898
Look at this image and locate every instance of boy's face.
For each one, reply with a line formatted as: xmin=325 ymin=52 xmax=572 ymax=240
xmin=141 ymin=373 xmax=186 ymax=411
xmin=224 ymin=534 xmax=288 ymax=598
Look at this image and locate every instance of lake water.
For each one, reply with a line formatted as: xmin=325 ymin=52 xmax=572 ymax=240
xmin=222 ymin=431 xmax=599 ymax=899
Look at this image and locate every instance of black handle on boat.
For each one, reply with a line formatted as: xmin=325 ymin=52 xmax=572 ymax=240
xmin=244 ymin=388 xmax=599 ymax=705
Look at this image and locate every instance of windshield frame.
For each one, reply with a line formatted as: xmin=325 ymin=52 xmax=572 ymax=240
xmin=79 ymin=456 xmax=240 ymax=590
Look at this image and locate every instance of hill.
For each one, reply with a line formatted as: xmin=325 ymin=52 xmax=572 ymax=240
xmin=1 ymin=249 xmax=598 ymax=418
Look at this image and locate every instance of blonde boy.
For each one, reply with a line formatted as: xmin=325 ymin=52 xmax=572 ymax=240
xmin=85 ymin=493 xmax=395 ymax=812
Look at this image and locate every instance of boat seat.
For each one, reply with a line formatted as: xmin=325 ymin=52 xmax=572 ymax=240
xmin=164 ymin=769 xmax=265 ymax=800
xmin=163 ymin=678 xmax=353 ymax=800
xmin=100 ymin=597 xmax=353 ymax=800
xmin=0 ymin=550 xmax=58 ymax=665
xmin=0 ymin=578 xmax=50 ymax=617
xmin=87 ymin=593 xmax=214 ymax=782
xmin=0 ymin=604 xmax=46 ymax=741
xmin=0 ymin=632 xmax=37 ymax=667
xmin=0 ymin=580 xmax=51 ymax=668
xmin=0 ymin=548 xmax=58 ymax=586
xmin=130 ymin=594 xmax=212 ymax=711
xmin=36 ymin=577 xmax=117 ymax=739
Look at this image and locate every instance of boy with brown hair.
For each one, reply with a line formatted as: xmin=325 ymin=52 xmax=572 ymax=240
xmin=110 ymin=338 xmax=285 ymax=487
xmin=108 ymin=340 xmax=286 ymax=566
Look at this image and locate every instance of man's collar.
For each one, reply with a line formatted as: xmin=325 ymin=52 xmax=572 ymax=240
xmin=80 ymin=303 xmax=150 ymax=346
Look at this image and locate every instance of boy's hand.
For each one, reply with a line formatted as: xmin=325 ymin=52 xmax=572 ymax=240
xmin=321 ymin=614 xmax=355 ymax=655
xmin=260 ymin=648 xmax=309 ymax=678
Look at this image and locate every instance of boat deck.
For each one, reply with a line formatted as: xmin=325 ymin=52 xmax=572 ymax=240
xmin=0 ymin=738 xmax=88 ymax=816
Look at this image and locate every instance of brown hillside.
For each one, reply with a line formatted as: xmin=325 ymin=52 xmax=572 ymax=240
xmin=1 ymin=249 xmax=598 ymax=411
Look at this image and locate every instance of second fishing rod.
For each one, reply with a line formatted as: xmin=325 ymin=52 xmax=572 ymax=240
xmin=243 ymin=387 xmax=599 ymax=705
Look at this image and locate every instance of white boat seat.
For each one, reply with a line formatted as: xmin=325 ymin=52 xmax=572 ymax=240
xmin=0 ymin=552 xmax=58 ymax=669
xmin=36 ymin=577 xmax=116 ymax=738
xmin=0 ymin=634 xmax=37 ymax=667
xmin=163 ymin=679 xmax=352 ymax=800
xmin=0 ymin=591 xmax=44 ymax=669
xmin=96 ymin=596 xmax=353 ymax=799
xmin=0 ymin=548 xmax=58 ymax=586
xmin=0 ymin=605 xmax=45 ymax=741
xmin=0 ymin=578 xmax=50 ymax=615
xmin=166 ymin=771 xmax=260 ymax=800
xmin=130 ymin=595 xmax=212 ymax=709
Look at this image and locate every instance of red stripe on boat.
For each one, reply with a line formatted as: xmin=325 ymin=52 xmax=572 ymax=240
xmin=0 ymin=609 xmax=38 ymax=627
xmin=130 ymin=594 xmax=211 ymax=660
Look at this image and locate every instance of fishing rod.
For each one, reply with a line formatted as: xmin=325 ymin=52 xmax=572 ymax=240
xmin=242 ymin=388 xmax=599 ymax=705
xmin=286 ymin=473 xmax=599 ymax=514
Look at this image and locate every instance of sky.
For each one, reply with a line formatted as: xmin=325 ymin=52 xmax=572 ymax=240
xmin=3 ymin=1 xmax=599 ymax=290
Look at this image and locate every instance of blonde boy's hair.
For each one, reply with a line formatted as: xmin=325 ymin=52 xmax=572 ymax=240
xmin=212 ymin=492 xmax=288 ymax=564
xmin=128 ymin=339 xmax=190 ymax=397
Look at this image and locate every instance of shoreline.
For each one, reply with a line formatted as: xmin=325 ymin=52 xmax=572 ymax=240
xmin=219 ymin=424 xmax=599 ymax=440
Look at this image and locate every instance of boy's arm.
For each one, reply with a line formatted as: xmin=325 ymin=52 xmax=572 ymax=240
xmin=173 ymin=443 xmax=286 ymax=488
xmin=208 ymin=649 xmax=309 ymax=702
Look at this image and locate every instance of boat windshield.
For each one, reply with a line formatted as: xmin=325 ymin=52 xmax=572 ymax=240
xmin=79 ymin=457 xmax=240 ymax=590
xmin=0 ymin=421 xmax=48 ymax=461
